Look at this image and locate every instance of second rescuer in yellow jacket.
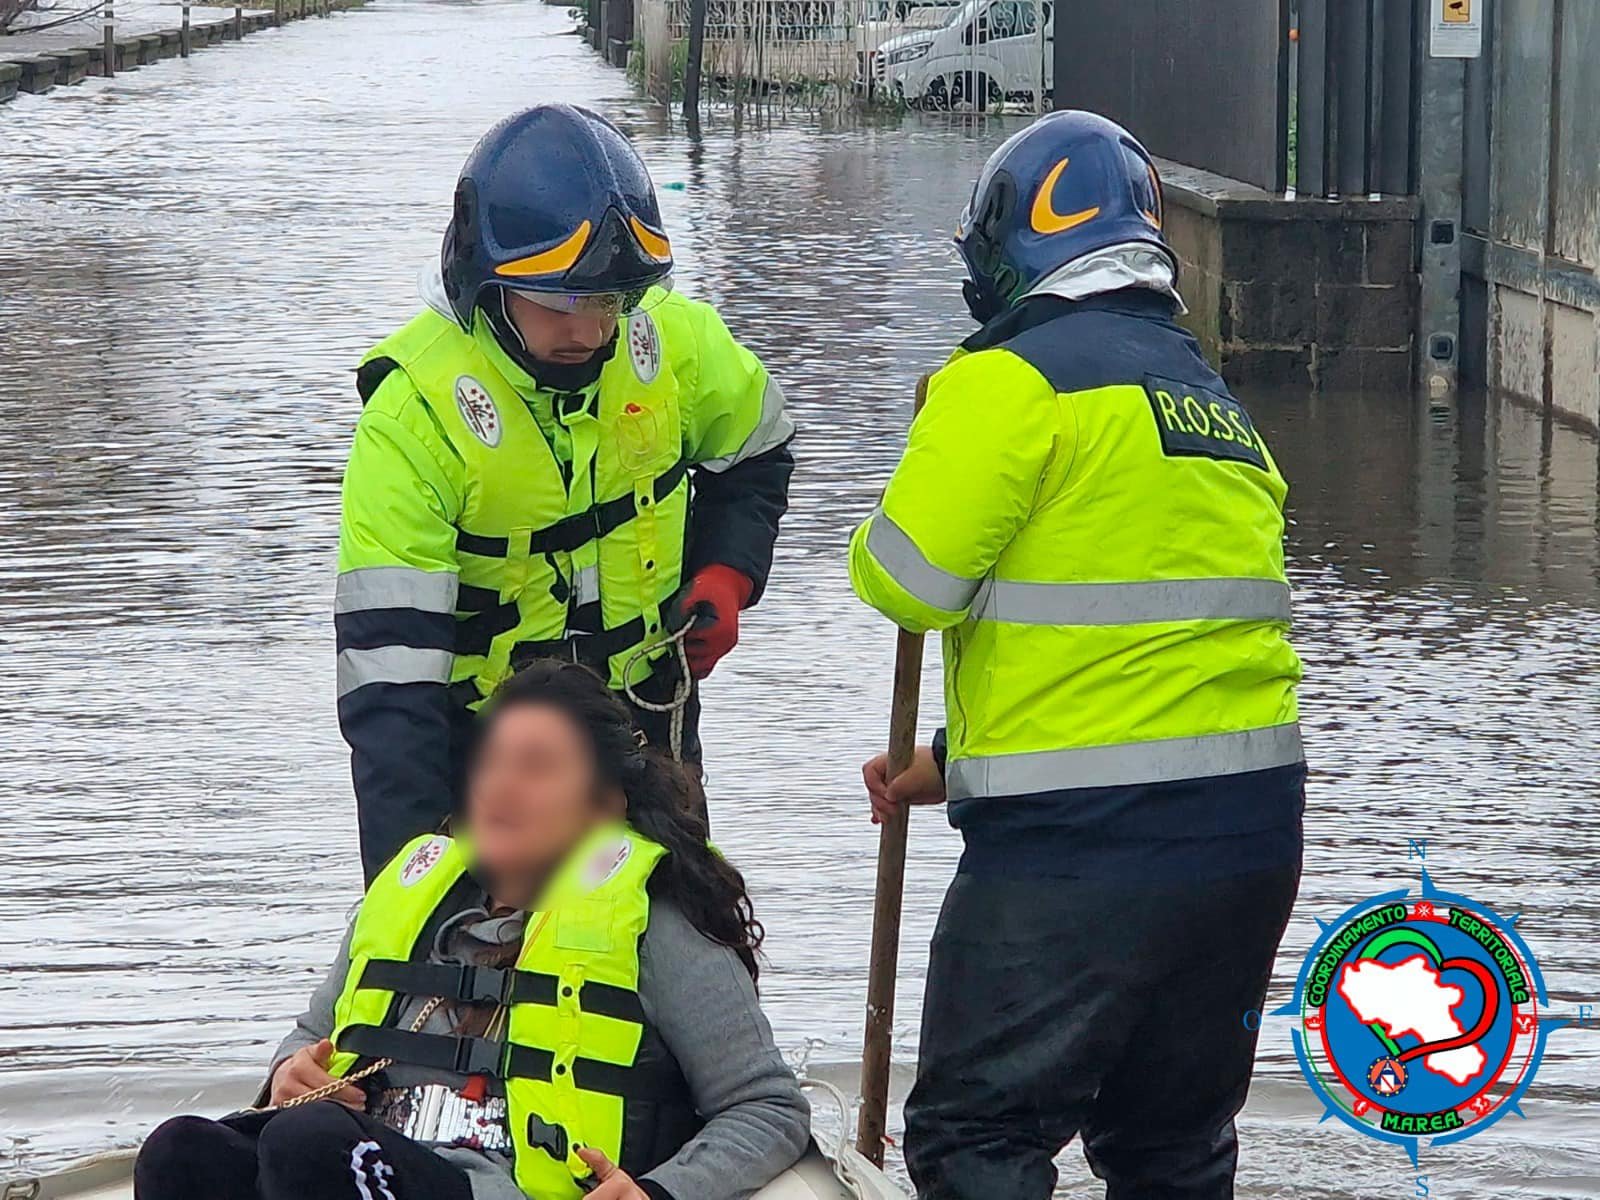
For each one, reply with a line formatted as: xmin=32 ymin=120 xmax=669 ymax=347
xmin=849 ymin=112 xmax=1304 ymax=1200
xmin=337 ymin=106 xmax=793 ymax=880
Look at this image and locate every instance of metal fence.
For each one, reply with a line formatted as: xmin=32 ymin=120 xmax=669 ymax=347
xmin=1294 ymin=0 xmax=1419 ymax=198
xmin=636 ymin=0 xmax=1051 ymax=113
xmin=1043 ymin=0 xmax=1432 ymax=199
xmin=1051 ymin=0 xmax=1289 ymax=192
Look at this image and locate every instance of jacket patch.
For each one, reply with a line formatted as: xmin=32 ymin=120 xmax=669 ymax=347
xmin=627 ymin=313 xmax=661 ymax=384
xmin=455 ymin=375 xmax=502 ymax=447
xmin=614 ymin=401 xmax=665 ymax=474
xmin=1143 ymin=375 xmax=1268 ymax=470
xmin=399 ymin=836 xmax=449 ymax=887
xmin=556 ymin=900 xmax=617 ymax=952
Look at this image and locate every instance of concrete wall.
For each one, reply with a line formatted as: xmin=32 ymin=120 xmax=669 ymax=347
xmin=1158 ymin=158 xmax=1418 ymax=392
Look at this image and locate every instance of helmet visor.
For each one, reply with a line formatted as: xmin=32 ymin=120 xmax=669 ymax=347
xmin=511 ymin=277 xmax=674 ymax=319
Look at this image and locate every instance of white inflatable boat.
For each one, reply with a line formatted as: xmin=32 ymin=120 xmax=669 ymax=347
xmin=2 ymin=1082 xmax=907 ymax=1200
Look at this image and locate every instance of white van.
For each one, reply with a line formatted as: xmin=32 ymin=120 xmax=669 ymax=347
xmin=876 ymin=0 xmax=1052 ymax=109
xmin=855 ymin=0 xmax=962 ymax=95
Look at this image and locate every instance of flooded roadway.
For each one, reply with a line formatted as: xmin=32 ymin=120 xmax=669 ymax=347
xmin=2 ymin=2 xmax=1598 ymax=1195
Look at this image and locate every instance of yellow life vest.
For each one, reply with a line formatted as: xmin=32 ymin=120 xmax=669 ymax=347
xmin=359 ymin=306 xmax=688 ymax=698
xmin=328 ymin=825 xmax=697 ymax=1197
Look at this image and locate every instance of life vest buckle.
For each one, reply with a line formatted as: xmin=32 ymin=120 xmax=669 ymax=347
xmin=452 ymin=1035 xmax=509 ymax=1076
xmin=453 ymin=964 xmax=513 ymax=1006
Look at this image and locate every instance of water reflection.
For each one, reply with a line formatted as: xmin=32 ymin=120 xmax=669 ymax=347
xmin=1 ymin=2 xmax=1596 ymax=1194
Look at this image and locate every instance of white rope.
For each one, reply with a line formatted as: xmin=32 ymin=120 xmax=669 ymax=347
xmin=798 ymin=1079 xmax=912 ymax=1200
xmin=798 ymin=1079 xmax=856 ymax=1169
xmin=621 ymin=619 xmax=695 ymax=762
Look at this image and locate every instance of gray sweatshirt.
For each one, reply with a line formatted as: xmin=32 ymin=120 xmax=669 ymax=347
xmin=269 ymin=897 xmax=810 ymax=1200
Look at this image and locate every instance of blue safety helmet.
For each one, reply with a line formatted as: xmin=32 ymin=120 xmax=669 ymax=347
xmin=955 ymin=110 xmax=1170 ymax=323
xmin=441 ymin=104 xmax=674 ymax=328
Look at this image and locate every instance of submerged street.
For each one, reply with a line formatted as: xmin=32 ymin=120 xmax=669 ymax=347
xmin=1 ymin=2 xmax=1598 ymax=1195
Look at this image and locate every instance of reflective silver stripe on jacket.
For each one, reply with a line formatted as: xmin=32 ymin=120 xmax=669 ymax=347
xmin=863 ymin=508 xmax=981 ymax=613
xmin=335 ymin=566 xmax=459 ymax=615
xmin=947 ymin=723 xmax=1304 ymax=800
xmin=969 ymin=577 xmax=1291 ymax=626
xmin=699 ymin=376 xmax=797 ymax=472
xmin=573 ymin=563 xmax=599 ymax=607
xmin=337 ymin=646 xmax=455 ymax=698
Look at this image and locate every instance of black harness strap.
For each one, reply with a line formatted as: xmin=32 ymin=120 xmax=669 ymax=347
xmin=457 ymin=529 xmax=510 ymax=558
xmin=528 ymin=459 xmax=688 ymax=555
xmin=454 ymin=601 xmax=523 ymax=658
xmin=507 ymin=974 xmax=647 ymax=1024
xmin=358 ymin=960 xmax=647 ymax=1025
xmin=505 ymin=1047 xmax=685 ymax=1101
xmin=454 ymin=459 xmax=688 ymax=561
xmin=509 ymin=615 xmax=648 ymax=673
xmin=359 ymin=960 xmax=514 ymax=1005
xmin=338 ymin=1026 xmax=508 ymax=1077
xmin=337 ymin=1028 xmax=674 ymax=1100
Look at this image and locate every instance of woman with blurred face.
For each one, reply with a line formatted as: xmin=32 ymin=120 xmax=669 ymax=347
xmin=134 ymin=661 xmax=809 ymax=1200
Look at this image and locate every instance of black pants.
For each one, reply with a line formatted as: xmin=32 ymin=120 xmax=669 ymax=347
xmin=134 ymin=1103 xmax=474 ymax=1200
xmin=904 ymin=866 xmax=1300 ymax=1200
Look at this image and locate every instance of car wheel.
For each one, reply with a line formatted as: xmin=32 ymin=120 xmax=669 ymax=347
xmin=950 ymin=70 xmax=996 ymax=112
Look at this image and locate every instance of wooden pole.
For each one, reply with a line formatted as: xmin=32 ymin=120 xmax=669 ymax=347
xmin=855 ymin=375 xmax=930 ymax=1167
xmin=181 ymin=2 xmax=190 ymax=56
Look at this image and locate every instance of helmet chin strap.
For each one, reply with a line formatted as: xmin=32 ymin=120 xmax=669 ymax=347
xmin=496 ymin=289 xmax=531 ymax=353
xmin=962 ymin=278 xmax=1006 ymax=325
xmin=483 ymin=287 xmax=617 ymax=393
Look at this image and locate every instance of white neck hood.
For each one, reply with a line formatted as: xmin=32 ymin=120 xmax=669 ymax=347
xmin=1024 ymin=241 xmax=1187 ymax=314
xmin=418 ymin=259 xmax=455 ymax=321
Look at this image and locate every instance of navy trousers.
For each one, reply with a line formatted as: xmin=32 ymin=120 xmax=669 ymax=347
xmin=904 ymin=866 xmax=1299 ymax=1200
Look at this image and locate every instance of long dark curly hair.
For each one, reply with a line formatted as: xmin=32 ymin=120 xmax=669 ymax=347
xmin=478 ymin=660 xmax=764 ymax=982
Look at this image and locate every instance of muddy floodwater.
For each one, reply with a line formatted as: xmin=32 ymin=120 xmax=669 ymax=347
xmin=2 ymin=2 xmax=1598 ymax=1196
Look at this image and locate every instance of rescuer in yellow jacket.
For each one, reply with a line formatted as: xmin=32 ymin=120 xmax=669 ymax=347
xmin=850 ymin=112 xmax=1305 ymax=1200
xmin=337 ymin=106 xmax=793 ymax=880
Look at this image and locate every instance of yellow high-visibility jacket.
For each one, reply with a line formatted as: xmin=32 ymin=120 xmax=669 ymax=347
xmin=850 ymin=292 xmax=1303 ymax=830
xmin=337 ymin=288 xmax=793 ymax=877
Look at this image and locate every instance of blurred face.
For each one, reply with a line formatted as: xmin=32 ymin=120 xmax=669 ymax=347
xmin=466 ymin=703 xmax=622 ymax=903
xmin=504 ymin=289 xmax=617 ymax=365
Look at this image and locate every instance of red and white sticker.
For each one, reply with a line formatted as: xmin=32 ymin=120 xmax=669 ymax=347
xmin=627 ymin=314 xmax=660 ymax=384
xmin=454 ymin=375 xmax=502 ymax=447
xmin=399 ymin=836 xmax=448 ymax=888
xmin=583 ymin=838 xmax=633 ymax=890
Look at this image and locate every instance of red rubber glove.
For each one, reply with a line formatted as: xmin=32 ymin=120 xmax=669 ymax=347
xmin=670 ymin=565 xmax=753 ymax=679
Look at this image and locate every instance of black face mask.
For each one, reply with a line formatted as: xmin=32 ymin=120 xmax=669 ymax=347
xmin=483 ymin=293 xmax=619 ymax=393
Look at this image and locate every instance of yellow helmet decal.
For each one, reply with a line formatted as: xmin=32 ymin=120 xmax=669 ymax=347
xmin=496 ymin=221 xmax=593 ymax=278
xmin=1029 ymin=158 xmax=1101 ymax=235
xmin=628 ymin=216 xmax=673 ymax=263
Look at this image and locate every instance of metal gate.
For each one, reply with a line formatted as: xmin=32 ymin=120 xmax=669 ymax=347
xmin=1459 ymin=0 xmax=1600 ymax=420
xmin=1051 ymin=0 xmax=1289 ymax=192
